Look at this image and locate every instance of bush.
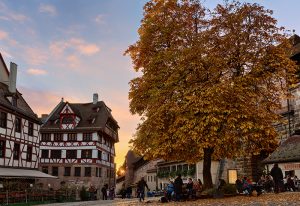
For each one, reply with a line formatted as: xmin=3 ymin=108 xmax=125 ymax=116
xmin=170 ymin=170 xmax=176 ymax=178
xmin=201 ymin=188 xmax=217 ymax=196
xmin=187 ymin=168 xmax=196 ymax=176
xmin=222 ymin=184 xmax=237 ymax=195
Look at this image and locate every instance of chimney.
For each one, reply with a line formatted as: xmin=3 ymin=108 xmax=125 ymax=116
xmin=93 ymin=93 xmax=98 ymax=104
xmin=9 ymin=62 xmax=17 ymax=93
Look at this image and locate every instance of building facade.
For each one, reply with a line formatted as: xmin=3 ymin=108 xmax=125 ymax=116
xmin=38 ymin=94 xmax=119 ymax=191
xmin=0 ymin=53 xmax=53 ymax=191
xmin=236 ymin=34 xmax=300 ymax=182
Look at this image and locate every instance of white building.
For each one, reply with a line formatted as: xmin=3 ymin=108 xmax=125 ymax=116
xmin=0 ymin=53 xmax=54 ymax=190
xmin=38 ymin=94 xmax=119 ymax=192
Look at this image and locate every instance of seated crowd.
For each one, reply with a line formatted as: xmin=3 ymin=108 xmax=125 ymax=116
xmin=235 ymin=174 xmax=299 ymax=196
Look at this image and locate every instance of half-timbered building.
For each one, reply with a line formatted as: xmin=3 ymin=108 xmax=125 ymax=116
xmin=39 ymin=94 xmax=119 ymax=192
xmin=0 ymin=53 xmax=53 ymax=191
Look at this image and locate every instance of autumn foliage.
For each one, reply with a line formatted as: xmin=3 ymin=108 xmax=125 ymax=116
xmin=125 ymin=0 xmax=296 ymax=188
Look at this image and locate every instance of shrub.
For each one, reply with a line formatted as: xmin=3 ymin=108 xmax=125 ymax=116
xmin=80 ymin=186 xmax=89 ymax=201
xmin=170 ymin=170 xmax=176 ymax=178
xmin=222 ymin=184 xmax=237 ymax=195
xmin=187 ymin=168 xmax=196 ymax=176
xmin=201 ymin=188 xmax=217 ymax=196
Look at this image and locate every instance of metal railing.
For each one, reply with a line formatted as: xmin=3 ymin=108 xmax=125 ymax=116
xmin=0 ymin=190 xmax=76 ymax=205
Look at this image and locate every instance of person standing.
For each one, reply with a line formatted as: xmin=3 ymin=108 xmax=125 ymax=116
xmin=101 ymin=184 xmax=108 ymax=200
xmin=174 ymin=174 xmax=183 ymax=201
xmin=270 ymin=163 xmax=284 ymax=193
xmin=137 ymin=177 xmax=149 ymax=202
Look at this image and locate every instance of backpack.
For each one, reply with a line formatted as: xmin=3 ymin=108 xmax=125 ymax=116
xmin=160 ymin=196 xmax=168 ymax=203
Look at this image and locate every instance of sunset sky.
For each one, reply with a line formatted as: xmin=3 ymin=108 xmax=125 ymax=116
xmin=0 ymin=0 xmax=299 ymax=169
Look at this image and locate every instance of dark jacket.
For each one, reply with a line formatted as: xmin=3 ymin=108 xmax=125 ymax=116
xmin=270 ymin=166 xmax=283 ymax=181
xmin=137 ymin=179 xmax=149 ymax=192
xmin=174 ymin=176 xmax=183 ymax=193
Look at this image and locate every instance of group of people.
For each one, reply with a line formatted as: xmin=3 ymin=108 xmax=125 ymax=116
xmin=269 ymin=163 xmax=298 ymax=193
xmin=165 ymin=174 xmax=203 ymax=202
xmin=101 ymin=184 xmax=115 ymax=200
xmin=236 ymin=163 xmax=298 ymax=196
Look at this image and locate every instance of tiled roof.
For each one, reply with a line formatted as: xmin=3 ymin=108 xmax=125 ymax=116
xmin=263 ymin=135 xmax=300 ymax=164
xmin=0 ymin=82 xmax=40 ymax=123
xmin=41 ymin=100 xmax=119 ymax=141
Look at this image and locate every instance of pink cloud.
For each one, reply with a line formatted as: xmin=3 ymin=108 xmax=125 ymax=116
xmin=50 ymin=38 xmax=100 ymax=57
xmin=66 ymin=55 xmax=81 ymax=69
xmin=0 ymin=2 xmax=28 ymax=22
xmin=0 ymin=30 xmax=8 ymax=40
xmin=20 ymin=87 xmax=81 ymax=116
xmin=24 ymin=47 xmax=48 ymax=66
xmin=27 ymin=68 xmax=48 ymax=75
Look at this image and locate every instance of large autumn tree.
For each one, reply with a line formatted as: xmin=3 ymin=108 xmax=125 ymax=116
xmin=125 ymin=0 xmax=296 ymax=188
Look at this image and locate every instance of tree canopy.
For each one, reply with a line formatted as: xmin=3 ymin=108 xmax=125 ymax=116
xmin=125 ymin=0 xmax=296 ymax=188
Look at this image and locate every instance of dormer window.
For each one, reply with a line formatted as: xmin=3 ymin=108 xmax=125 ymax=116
xmin=59 ymin=104 xmax=80 ymax=129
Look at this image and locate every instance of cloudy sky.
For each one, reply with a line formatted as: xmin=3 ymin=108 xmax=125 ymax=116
xmin=0 ymin=0 xmax=299 ymax=168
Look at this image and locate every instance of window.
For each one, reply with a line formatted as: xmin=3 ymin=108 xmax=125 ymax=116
xmin=177 ymin=165 xmax=182 ymax=171
xmin=26 ymin=146 xmax=32 ymax=161
xmin=66 ymin=150 xmax=77 ymax=159
xmin=51 ymin=150 xmax=61 ymax=159
xmin=67 ymin=133 xmax=77 ymax=141
xmin=85 ymin=167 xmax=91 ymax=177
xmin=28 ymin=122 xmax=34 ymax=136
xmin=83 ymin=133 xmax=92 ymax=141
xmin=183 ymin=164 xmax=188 ymax=171
xmin=62 ymin=116 xmax=74 ymax=124
xmin=96 ymin=168 xmax=99 ymax=177
xmin=41 ymin=133 xmax=51 ymax=142
xmin=64 ymin=167 xmax=71 ymax=176
xmin=0 ymin=140 xmax=5 ymax=158
xmin=52 ymin=167 xmax=58 ymax=176
xmin=54 ymin=133 xmax=63 ymax=141
xmin=75 ymin=167 xmax=81 ymax=177
xmin=228 ymin=169 xmax=238 ymax=184
xmin=98 ymin=150 xmax=102 ymax=160
xmin=0 ymin=112 xmax=7 ymax=128
xmin=42 ymin=166 xmax=48 ymax=174
xmin=13 ymin=143 xmax=20 ymax=159
xmin=41 ymin=150 xmax=49 ymax=158
xmin=99 ymin=168 xmax=102 ymax=177
xmin=111 ymin=170 xmax=115 ymax=177
xmin=15 ymin=117 xmax=21 ymax=133
xmin=81 ymin=150 xmax=92 ymax=158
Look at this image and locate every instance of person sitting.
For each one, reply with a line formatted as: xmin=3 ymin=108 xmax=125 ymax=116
xmin=218 ymin=178 xmax=226 ymax=191
xmin=166 ymin=180 xmax=174 ymax=201
xmin=236 ymin=178 xmax=243 ymax=194
xmin=285 ymin=175 xmax=297 ymax=191
xmin=264 ymin=175 xmax=274 ymax=192
xmin=186 ymin=178 xmax=194 ymax=199
xmin=242 ymin=176 xmax=262 ymax=196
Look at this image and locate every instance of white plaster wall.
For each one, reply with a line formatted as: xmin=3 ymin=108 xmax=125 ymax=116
xmin=196 ymin=160 xmax=220 ymax=184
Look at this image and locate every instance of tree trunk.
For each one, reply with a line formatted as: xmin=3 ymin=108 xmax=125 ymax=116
xmin=203 ymin=147 xmax=214 ymax=189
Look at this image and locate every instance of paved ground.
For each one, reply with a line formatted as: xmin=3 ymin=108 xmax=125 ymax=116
xmin=39 ymin=192 xmax=300 ymax=206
